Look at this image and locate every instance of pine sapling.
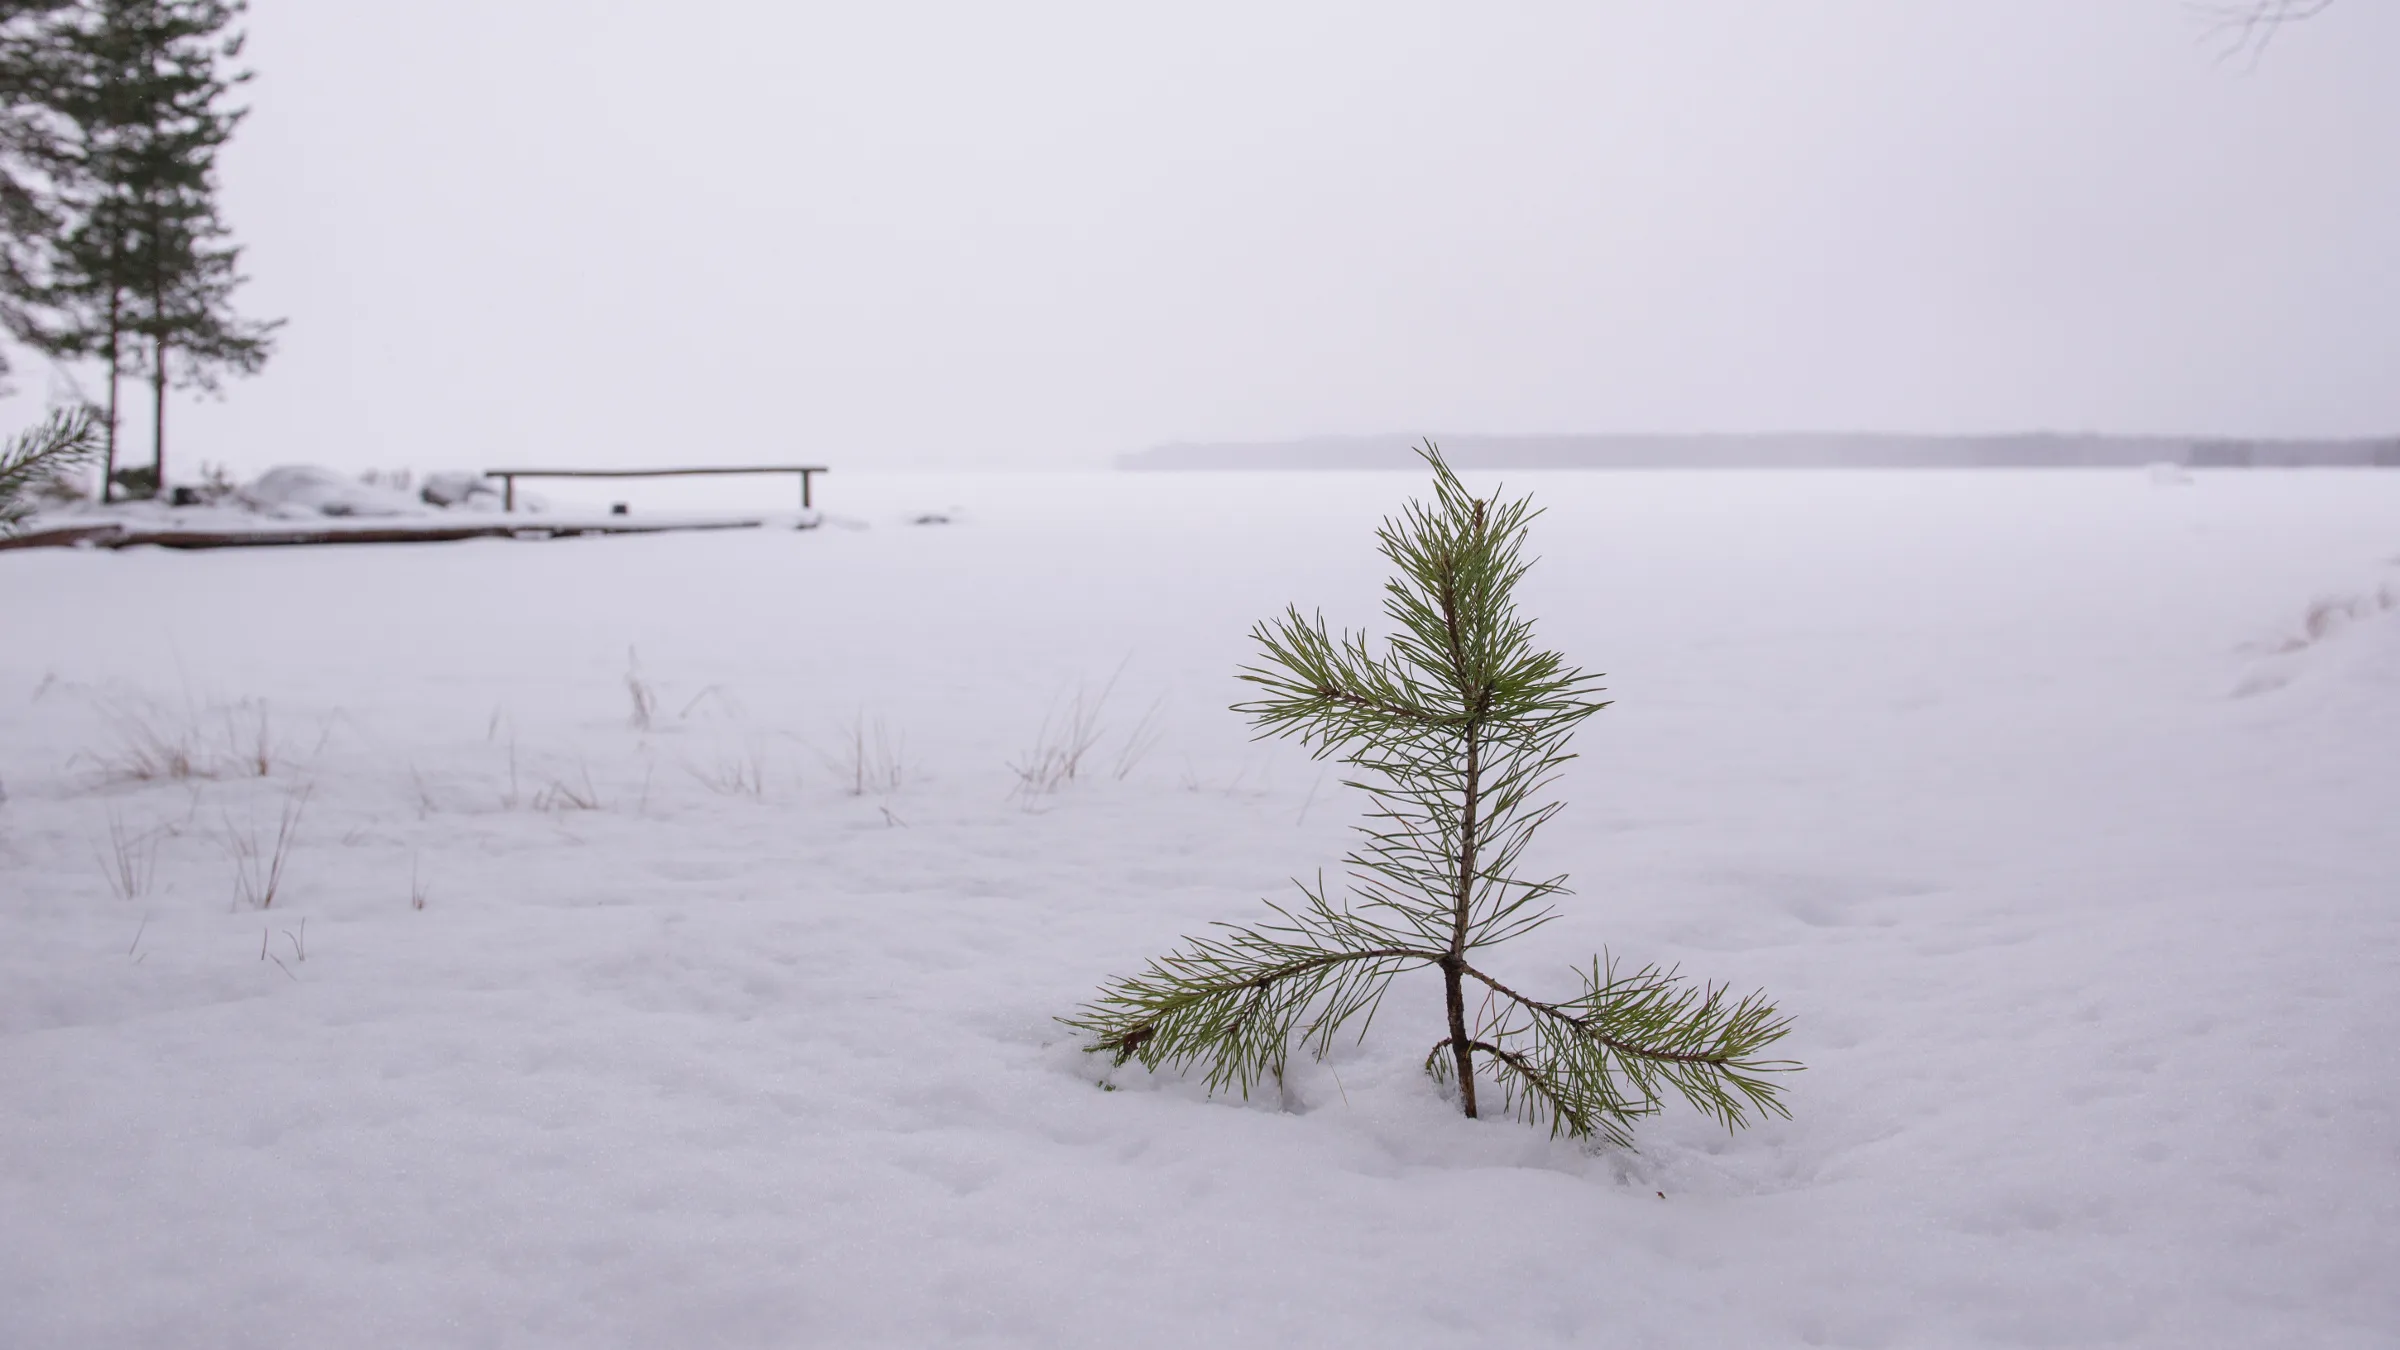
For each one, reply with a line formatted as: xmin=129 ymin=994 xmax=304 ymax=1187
xmin=1064 ymin=444 xmax=1799 ymax=1147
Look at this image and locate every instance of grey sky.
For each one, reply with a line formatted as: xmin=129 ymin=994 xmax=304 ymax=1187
xmin=6 ymin=0 xmax=2395 ymax=471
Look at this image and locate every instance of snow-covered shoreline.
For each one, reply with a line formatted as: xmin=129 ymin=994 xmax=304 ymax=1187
xmin=4 ymin=465 xmax=807 ymax=550
xmin=3 ymin=469 xmax=2395 ymax=1347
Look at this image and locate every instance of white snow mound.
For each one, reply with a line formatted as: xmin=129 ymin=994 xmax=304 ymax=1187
xmin=237 ymin=465 xmax=429 ymax=519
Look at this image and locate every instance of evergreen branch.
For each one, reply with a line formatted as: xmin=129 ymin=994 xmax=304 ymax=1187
xmin=1458 ymin=956 xmax=1799 ymax=1142
xmin=0 ymin=402 xmax=96 ymax=531
xmin=1063 ymin=885 xmax=1443 ymax=1097
xmin=1426 ymin=1035 xmax=1654 ymax=1148
xmin=1237 ymin=605 xmax=1465 ymax=734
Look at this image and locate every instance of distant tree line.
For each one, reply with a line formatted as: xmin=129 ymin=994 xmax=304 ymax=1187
xmin=0 ymin=0 xmax=275 ymax=503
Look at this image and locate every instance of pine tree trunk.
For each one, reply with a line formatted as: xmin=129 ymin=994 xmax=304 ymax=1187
xmin=101 ymin=290 xmax=121 ymax=504
xmin=149 ymin=237 xmax=166 ymax=489
xmin=150 ymin=337 xmax=166 ymax=489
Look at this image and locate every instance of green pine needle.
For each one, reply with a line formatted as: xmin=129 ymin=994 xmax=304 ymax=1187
xmin=0 ymin=405 xmax=101 ymax=533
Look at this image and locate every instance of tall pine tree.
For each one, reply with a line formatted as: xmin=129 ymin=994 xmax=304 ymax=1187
xmin=19 ymin=0 xmax=272 ymax=499
xmin=0 ymin=1 xmax=79 ymax=389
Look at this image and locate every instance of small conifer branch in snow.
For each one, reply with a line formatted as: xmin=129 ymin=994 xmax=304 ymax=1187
xmin=1065 ymin=444 xmax=1800 ymax=1146
xmin=0 ymin=407 xmax=102 ymax=533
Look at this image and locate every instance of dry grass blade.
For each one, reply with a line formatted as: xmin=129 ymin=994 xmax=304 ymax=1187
xmin=827 ymin=714 xmax=905 ymax=797
xmin=92 ymin=809 xmax=160 ymax=901
xmin=225 ymin=788 xmax=309 ymax=910
xmin=1112 ymin=694 xmax=1168 ymax=781
xmin=626 ymin=649 xmax=658 ymax=731
xmin=1010 ymin=671 xmax=1119 ymax=798
xmin=84 ymin=698 xmax=213 ymax=784
xmin=533 ymin=763 xmax=604 ymax=812
xmin=690 ymin=751 xmax=766 ymax=798
xmin=223 ymin=700 xmax=273 ymax=776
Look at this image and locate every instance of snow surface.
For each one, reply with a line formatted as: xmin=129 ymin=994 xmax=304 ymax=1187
xmin=2 ymin=469 xmax=2395 ymax=1348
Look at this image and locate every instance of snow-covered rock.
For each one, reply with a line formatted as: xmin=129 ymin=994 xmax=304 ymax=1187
xmin=419 ymin=471 xmax=503 ymax=509
xmin=237 ymin=465 xmax=427 ymax=518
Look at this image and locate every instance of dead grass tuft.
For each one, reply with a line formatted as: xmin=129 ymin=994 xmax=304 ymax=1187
xmin=626 ymin=649 xmax=658 ymax=732
xmin=92 ymin=808 xmax=161 ymax=901
xmin=224 ymin=788 xmax=309 ymax=910
xmin=532 ymin=763 xmax=604 ymax=812
xmin=827 ymin=714 xmax=906 ymax=797
xmin=1012 ymin=664 xmax=1167 ymax=798
xmin=690 ymin=751 xmax=767 ymax=798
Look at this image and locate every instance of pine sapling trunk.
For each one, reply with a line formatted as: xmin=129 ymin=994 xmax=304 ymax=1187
xmin=1439 ymin=502 xmax=1487 ymax=1119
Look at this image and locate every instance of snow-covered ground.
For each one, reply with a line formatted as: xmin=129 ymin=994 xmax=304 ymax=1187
xmin=2 ymin=469 xmax=2395 ymax=1348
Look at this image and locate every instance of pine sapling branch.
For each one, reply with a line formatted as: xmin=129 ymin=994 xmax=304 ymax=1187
xmin=0 ymin=406 xmax=102 ymax=532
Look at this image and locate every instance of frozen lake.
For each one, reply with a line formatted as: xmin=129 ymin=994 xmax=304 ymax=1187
xmin=3 ymin=468 xmax=2396 ymax=1347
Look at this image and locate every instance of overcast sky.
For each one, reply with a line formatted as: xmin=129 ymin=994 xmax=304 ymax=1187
xmin=5 ymin=0 xmax=2395 ymax=472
